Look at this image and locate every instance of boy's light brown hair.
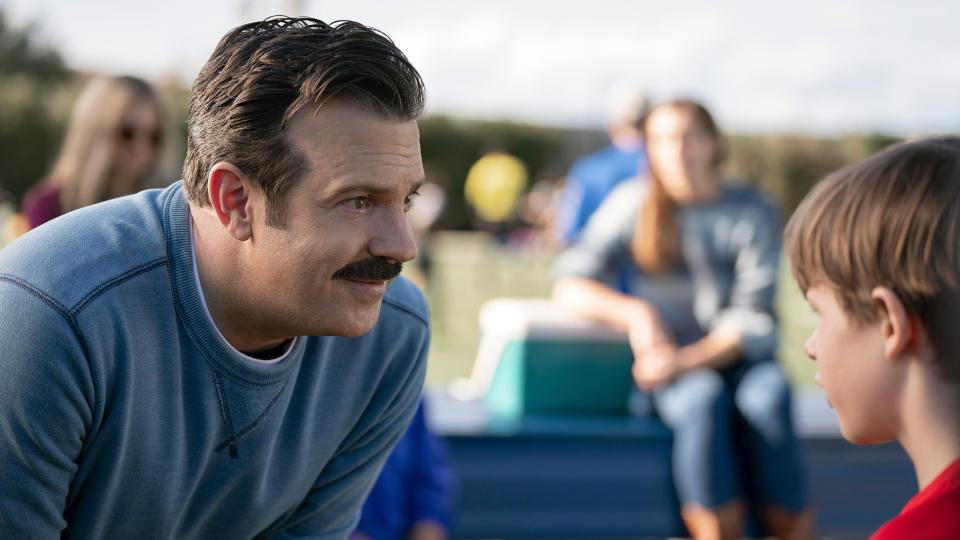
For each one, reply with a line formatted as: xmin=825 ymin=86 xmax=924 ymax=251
xmin=785 ymin=136 xmax=960 ymax=382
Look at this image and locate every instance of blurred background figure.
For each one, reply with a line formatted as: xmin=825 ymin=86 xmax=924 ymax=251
xmin=352 ymin=399 xmax=456 ymax=540
xmin=20 ymin=75 xmax=166 ymax=229
xmin=553 ymin=99 xmax=813 ymax=540
xmin=552 ymin=86 xmax=649 ymax=246
xmin=404 ymin=178 xmax=447 ymax=290
xmin=511 ymin=176 xmax=566 ymax=251
xmin=463 ymin=148 xmax=528 ymax=240
xmin=0 ymin=188 xmax=26 ymax=247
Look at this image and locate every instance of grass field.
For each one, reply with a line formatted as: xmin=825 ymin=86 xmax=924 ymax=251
xmin=413 ymin=230 xmax=818 ymax=389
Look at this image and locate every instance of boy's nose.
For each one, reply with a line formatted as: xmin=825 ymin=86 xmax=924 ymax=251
xmin=803 ymin=333 xmax=817 ymax=360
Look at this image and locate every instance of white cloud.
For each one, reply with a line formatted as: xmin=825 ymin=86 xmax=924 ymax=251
xmin=3 ymin=0 xmax=958 ymax=134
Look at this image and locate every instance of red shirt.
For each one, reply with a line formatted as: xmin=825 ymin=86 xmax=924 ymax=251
xmin=871 ymin=458 xmax=960 ymax=539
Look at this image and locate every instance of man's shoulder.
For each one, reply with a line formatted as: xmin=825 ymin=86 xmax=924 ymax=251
xmin=571 ymin=144 xmax=640 ymax=178
xmin=380 ymin=276 xmax=429 ymax=329
xmin=0 ymin=187 xmax=174 ymax=311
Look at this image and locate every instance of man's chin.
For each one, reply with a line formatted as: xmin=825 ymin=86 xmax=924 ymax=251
xmin=323 ymin=305 xmax=383 ymax=338
xmin=335 ymin=323 xmax=378 ymax=338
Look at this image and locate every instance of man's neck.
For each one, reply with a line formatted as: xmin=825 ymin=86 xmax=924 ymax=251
xmin=190 ymin=206 xmax=289 ymax=355
xmin=609 ymin=127 xmax=643 ymax=152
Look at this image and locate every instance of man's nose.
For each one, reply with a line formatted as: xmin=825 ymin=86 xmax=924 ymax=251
xmin=370 ymin=207 xmax=418 ymax=264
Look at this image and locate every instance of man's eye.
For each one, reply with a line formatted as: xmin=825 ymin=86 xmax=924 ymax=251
xmin=403 ymin=191 xmax=420 ymax=211
xmin=345 ymin=197 xmax=370 ymax=210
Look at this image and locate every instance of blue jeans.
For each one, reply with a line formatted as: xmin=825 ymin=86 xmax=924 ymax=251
xmin=652 ymin=360 xmax=807 ymax=510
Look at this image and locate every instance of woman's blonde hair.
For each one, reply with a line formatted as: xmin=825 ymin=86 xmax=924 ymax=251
xmin=48 ymin=75 xmax=164 ymax=213
xmin=785 ymin=136 xmax=960 ymax=380
xmin=633 ymin=99 xmax=722 ymax=273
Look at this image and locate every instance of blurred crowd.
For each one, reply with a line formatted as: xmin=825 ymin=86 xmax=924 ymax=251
xmin=1 ymin=74 xmax=173 ymax=244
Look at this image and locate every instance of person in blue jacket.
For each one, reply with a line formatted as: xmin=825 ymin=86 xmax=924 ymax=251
xmin=353 ymin=399 xmax=456 ymax=540
xmin=553 ymin=88 xmax=650 ymax=245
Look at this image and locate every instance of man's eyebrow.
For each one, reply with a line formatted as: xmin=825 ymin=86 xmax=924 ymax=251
xmin=325 ymin=178 xmax=426 ymax=198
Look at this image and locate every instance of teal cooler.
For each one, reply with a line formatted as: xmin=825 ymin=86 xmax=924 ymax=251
xmin=477 ymin=299 xmax=635 ymax=418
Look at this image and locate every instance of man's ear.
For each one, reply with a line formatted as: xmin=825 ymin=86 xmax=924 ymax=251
xmin=207 ymin=162 xmax=253 ymax=241
xmin=871 ymin=286 xmax=920 ymax=360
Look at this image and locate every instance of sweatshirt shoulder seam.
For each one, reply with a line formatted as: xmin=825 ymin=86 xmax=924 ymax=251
xmin=70 ymin=257 xmax=168 ymax=315
xmin=0 ymin=273 xmax=90 ymax=356
xmin=381 ymin=296 xmax=429 ymax=328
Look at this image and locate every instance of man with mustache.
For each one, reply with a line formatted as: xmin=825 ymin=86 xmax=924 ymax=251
xmin=0 ymin=17 xmax=429 ymax=539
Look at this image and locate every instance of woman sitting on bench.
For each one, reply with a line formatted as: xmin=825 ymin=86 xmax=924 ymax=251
xmin=552 ymin=98 xmax=813 ymax=540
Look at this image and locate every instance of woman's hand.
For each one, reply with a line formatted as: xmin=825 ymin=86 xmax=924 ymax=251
xmin=627 ymin=305 xmax=681 ymax=391
xmin=626 ymin=302 xmax=672 ymax=354
xmin=633 ymin=342 xmax=682 ymax=391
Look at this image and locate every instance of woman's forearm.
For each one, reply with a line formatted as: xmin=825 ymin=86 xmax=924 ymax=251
xmin=552 ymin=276 xmax=654 ymax=330
xmin=678 ymin=324 xmax=743 ymax=371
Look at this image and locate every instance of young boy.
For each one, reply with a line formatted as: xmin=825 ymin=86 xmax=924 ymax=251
xmin=785 ymin=136 xmax=960 ymax=539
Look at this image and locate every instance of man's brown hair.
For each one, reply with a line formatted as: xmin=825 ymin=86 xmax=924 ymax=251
xmin=785 ymin=136 xmax=960 ymax=379
xmin=182 ymin=16 xmax=425 ymax=226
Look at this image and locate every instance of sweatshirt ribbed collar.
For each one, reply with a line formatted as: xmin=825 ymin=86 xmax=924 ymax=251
xmin=161 ymin=182 xmax=304 ymax=386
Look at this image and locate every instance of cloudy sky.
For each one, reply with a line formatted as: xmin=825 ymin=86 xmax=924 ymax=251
xmin=4 ymin=0 xmax=959 ymax=135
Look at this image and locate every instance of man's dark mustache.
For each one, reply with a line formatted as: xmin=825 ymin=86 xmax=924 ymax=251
xmin=332 ymin=257 xmax=403 ymax=281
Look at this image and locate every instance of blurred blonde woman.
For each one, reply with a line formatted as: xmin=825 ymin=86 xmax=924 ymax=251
xmin=22 ymin=75 xmax=165 ymax=229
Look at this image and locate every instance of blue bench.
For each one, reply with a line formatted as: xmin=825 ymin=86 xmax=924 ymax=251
xmin=427 ymin=389 xmax=916 ymax=538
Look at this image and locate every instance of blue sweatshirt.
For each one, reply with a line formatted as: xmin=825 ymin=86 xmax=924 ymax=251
xmin=0 ymin=182 xmax=429 ymax=539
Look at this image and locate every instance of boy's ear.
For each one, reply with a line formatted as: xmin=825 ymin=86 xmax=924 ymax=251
xmin=207 ymin=161 xmax=253 ymax=241
xmin=871 ymin=286 xmax=923 ymax=360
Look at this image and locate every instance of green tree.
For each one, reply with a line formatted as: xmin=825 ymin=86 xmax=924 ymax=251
xmin=0 ymin=10 xmax=74 ymax=202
